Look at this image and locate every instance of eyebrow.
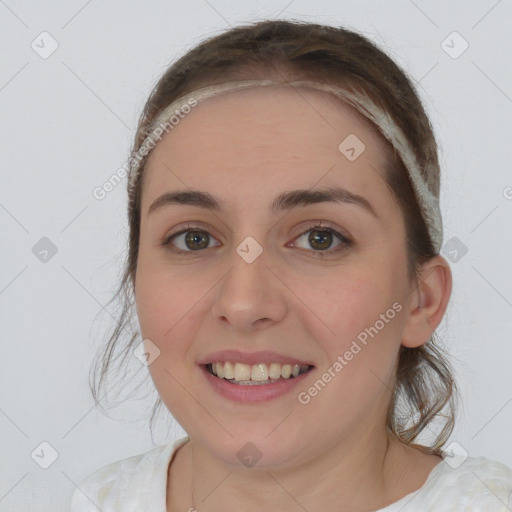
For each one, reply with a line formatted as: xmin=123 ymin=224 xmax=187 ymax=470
xmin=147 ymin=186 xmax=378 ymax=218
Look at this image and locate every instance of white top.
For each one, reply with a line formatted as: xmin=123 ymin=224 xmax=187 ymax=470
xmin=71 ymin=436 xmax=512 ymax=511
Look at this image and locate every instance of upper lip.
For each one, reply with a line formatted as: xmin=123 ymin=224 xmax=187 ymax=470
xmin=197 ymin=349 xmax=314 ymax=367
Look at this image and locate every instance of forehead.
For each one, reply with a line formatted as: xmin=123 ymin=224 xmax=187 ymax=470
xmin=141 ymin=85 xmax=396 ymax=218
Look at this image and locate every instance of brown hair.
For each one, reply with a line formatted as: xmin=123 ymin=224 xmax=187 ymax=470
xmin=91 ymin=19 xmax=457 ymax=455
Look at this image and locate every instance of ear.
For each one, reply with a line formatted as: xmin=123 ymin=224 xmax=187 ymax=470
xmin=401 ymin=255 xmax=452 ymax=348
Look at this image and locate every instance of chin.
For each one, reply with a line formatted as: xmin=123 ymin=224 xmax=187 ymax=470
xmin=193 ymin=427 xmax=307 ymax=470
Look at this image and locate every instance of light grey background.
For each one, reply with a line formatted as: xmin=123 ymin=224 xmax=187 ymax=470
xmin=1 ymin=0 xmax=511 ymax=510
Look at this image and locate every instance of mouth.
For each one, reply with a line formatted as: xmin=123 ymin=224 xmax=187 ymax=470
xmin=205 ymin=361 xmax=314 ymax=385
xmin=197 ymin=350 xmax=315 ymax=402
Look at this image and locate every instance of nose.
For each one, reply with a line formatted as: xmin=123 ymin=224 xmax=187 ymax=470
xmin=210 ymin=240 xmax=288 ymax=334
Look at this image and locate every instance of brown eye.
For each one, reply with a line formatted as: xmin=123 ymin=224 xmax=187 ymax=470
xmin=183 ymin=231 xmax=210 ymax=250
xmin=308 ymin=229 xmax=334 ymax=250
xmin=291 ymin=225 xmax=353 ymax=256
xmin=164 ymin=229 xmax=220 ymax=254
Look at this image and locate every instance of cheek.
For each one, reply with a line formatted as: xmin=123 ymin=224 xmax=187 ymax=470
xmin=295 ymin=265 xmax=406 ymax=371
xmin=134 ymin=269 xmax=168 ymax=339
xmin=292 ymin=273 xmax=405 ymax=425
xmin=135 ymin=249 xmax=192 ymax=338
xmin=134 ymin=260 xmax=200 ymax=410
xmin=134 ymin=253 xmax=213 ymax=364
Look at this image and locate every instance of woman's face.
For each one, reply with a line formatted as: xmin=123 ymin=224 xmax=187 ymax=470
xmin=135 ymin=86 xmax=417 ymax=468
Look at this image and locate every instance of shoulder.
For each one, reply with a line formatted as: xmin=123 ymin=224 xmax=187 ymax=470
xmin=393 ymin=455 xmax=512 ymax=511
xmin=70 ymin=436 xmax=189 ymax=512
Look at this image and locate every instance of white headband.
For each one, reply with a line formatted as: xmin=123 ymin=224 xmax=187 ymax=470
xmin=127 ymin=79 xmax=443 ymax=253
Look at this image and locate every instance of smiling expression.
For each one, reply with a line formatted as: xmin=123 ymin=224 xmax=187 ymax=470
xmin=134 ymin=85 xmax=417 ymax=467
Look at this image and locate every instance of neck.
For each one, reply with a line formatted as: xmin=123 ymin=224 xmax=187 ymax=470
xmin=168 ymin=425 xmax=428 ymax=512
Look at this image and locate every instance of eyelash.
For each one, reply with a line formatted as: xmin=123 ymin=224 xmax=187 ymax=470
xmin=161 ymin=222 xmax=354 ymax=258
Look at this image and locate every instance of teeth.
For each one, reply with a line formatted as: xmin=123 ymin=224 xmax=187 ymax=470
xmin=223 ymin=361 xmax=235 ymax=379
xmin=251 ymin=363 xmax=268 ymax=381
xmin=234 ymin=362 xmax=251 ymax=381
xmin=281 ymin=364 xmax=291 ymax=378
xmin=208 ymin=361 xmax=311 ymax=383
xmin=268 ymin=363 xmax=281 ymax=379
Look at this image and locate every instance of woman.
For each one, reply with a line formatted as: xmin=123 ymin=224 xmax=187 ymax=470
xmin=72 ymin=19 xmax=512 ymax=511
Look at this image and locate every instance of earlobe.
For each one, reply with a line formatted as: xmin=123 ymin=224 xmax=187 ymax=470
xmin=401 ymin=255 xmax=452 ymax=348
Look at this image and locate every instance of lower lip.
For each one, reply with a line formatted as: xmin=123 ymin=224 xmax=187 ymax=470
xmin=200 ymin=365 xmax=313 ymax=403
